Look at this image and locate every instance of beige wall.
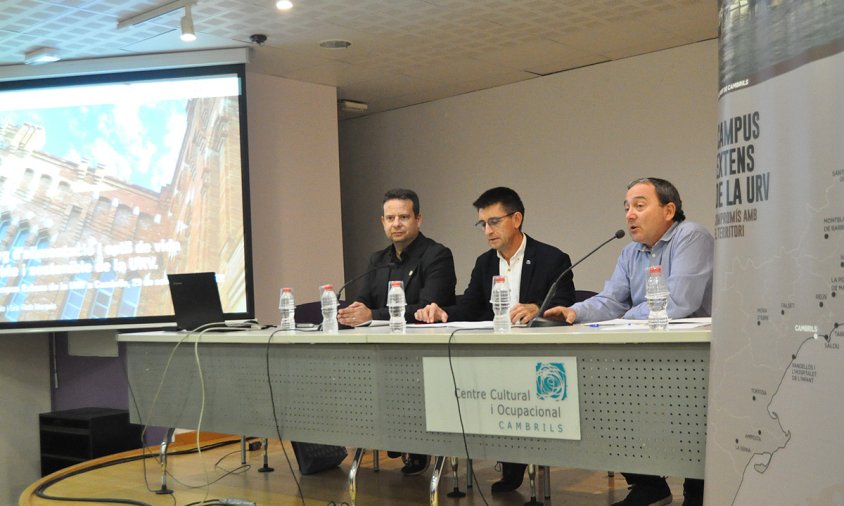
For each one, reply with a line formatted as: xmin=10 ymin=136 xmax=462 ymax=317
xmin=339 ymin=40 xmax=717 ymax=296
xmin=246 ymin=72 xmax=344 ymax=320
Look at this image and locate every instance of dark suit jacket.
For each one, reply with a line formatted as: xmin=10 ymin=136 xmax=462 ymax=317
xmin=356 ymin=233 xmax=457 ymax=321
xmin=445 ymin=235 xmax=575 ymax=321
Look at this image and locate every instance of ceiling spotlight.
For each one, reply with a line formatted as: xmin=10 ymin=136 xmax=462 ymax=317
xmin=117 ymin=0 xmax=198 ymax=42
xmin=118 ymin=0 xmax=196 ymax=29
xmin=276 ymin=0 xmax=293 ymax=10
xmin=24 ymin=46 xmax=61 ymax=65
xmin=180 ymin=3 xmax=196 ymax=42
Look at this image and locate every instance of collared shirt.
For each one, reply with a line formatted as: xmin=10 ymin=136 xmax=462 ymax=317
xmin=571 ymin=220 xmax=714 ymax=323
xmin=444 ymin=235 xmax=575 ymax=322
xmin=497 ymin=232 xmax=526 ymax=306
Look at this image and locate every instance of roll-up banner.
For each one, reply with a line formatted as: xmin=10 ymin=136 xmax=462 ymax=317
xmin=709 ymin=2 xmax=844 ymax=504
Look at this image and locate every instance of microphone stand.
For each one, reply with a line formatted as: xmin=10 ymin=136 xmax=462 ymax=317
xmin=332 ymin=262 xmax=397 ymax=329
xmin=335 ymin=262 xmax=397 ymax=300
xmin=529 ymin=230 xmax=625 ymax=327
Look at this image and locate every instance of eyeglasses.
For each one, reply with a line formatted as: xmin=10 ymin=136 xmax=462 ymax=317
xmin=475 ymin=211 xmax=516 ymax=229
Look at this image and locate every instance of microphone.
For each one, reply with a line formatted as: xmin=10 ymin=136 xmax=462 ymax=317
xmin=335 ymin=262 xmax=398 ymax=300
xmin=528 ymin=229 xmax=625 ymax=328
xmin=334 ymin=262 xmax=397 ymax=330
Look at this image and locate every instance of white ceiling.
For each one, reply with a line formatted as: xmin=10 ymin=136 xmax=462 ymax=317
xmin=0 ymin=0 xmax=717 ymax=117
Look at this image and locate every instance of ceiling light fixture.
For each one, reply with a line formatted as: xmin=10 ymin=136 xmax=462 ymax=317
xmin=117 ymin=0 xmax=198 ymax=38
xmin=24 ymin=46 xmax=61 ymax=65
xmin=180 ymin=4 xmax=196 ymax=42
xmin=338 ymin=99 xmax=368 ymax=113
xmin=276 ymin=0 xmax=293 ymax=10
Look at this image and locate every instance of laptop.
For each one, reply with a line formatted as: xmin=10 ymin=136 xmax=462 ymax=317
xmin=167 ymin=272 xmax=227 ymax=331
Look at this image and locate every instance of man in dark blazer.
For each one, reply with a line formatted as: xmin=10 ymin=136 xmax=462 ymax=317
xmin=338 ymin=188 xmax=457 ymax=325
xmin=338 ymin=188 xmax=456 ymax=476
xmin=415 ymin=186 xmax=575 ymax=492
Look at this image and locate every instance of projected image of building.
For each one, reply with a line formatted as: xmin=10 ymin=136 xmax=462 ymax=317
xmin=0 ymin=94 xmax=245 ymax=325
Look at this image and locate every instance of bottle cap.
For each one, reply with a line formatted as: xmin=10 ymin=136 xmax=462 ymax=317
xmin=282 ymin=287 xmax=293 ymax=293
xmin=494 ymin=275 xmax=506 ymax=283
xmin=390 ymin=280 xmax=402 ymax=287
xmin=649 ymin=265 xmax=662 ymax=274
xmin=321 ymin=284 xmax=333 ymax=291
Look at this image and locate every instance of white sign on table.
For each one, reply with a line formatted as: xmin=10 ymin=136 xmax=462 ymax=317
xmin=422 ymin=356 xmax=580 ymax=440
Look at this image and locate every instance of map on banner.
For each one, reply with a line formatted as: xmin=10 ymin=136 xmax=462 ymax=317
xmin=708 ymin=29 xmax=844 ymax=506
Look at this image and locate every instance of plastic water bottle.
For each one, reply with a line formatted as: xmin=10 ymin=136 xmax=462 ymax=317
xmin=387 ymin=280 xmax=406 ymax=334
xmin=490 ymin=275 xmax=511 ymax=333
xmin=320 ymin=284 xmax=338 ymax=334
xmin=646 ymin=265 xmax=670 ymax=331
xmin=278 ymin=287 xmax=296 ymax=331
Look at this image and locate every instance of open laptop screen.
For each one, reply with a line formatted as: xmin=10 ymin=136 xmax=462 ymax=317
xmin=167 ymin=272 xmax=226 ymax=331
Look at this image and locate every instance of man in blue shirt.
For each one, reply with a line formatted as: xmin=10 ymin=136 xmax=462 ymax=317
xmin=544 ymin=177 xmax=712 ymax=506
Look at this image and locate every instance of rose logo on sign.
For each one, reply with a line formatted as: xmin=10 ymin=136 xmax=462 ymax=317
xmin=536 ymin=362 xmax=567 ymax=401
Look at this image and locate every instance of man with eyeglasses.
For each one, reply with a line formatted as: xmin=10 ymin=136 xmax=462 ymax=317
xmin=338 ymin=188 xmax=456 ymax=476
xmin=415 ymin=186 xmax=575 ymax=493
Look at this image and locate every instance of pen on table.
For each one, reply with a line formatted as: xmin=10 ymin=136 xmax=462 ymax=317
xmin=587 ymin=323 xmax=600 ymax=327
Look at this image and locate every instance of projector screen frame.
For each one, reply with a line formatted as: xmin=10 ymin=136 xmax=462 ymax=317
xmin=0 ymin=63 xmax=255 ymax=332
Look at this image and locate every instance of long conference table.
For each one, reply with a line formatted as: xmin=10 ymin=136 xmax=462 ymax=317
xmin=118 ymin=324 xmax=710 ymax=505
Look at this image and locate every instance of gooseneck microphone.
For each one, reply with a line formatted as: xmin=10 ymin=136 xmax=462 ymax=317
xmin=335 ymin=262 xmax=398 ymax=300
xmin=529 ymin=229 xmax=625 ymax=328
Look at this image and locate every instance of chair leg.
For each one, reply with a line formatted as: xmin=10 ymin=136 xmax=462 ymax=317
xmin=348 ymin=448 xmax=365 ymax=506
xmin=542 ymin=465 xmax=551 ymax=499
xmin=155 ymin=428 xmax=176 ymax=495
xmin=429 ymin=456 xmax=446 ymax=506
xmin=524 ymin=464 xmax=543 ymax=506
xmin=258 ymin=438 xmax=274 ymax=472
xmin=446 ymin=456 xmax=466 ymax=497
xmin=372 ymin=449 xmax=380 ymax=472
xmin=466 ymin=458 xmax=474 ymax=489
